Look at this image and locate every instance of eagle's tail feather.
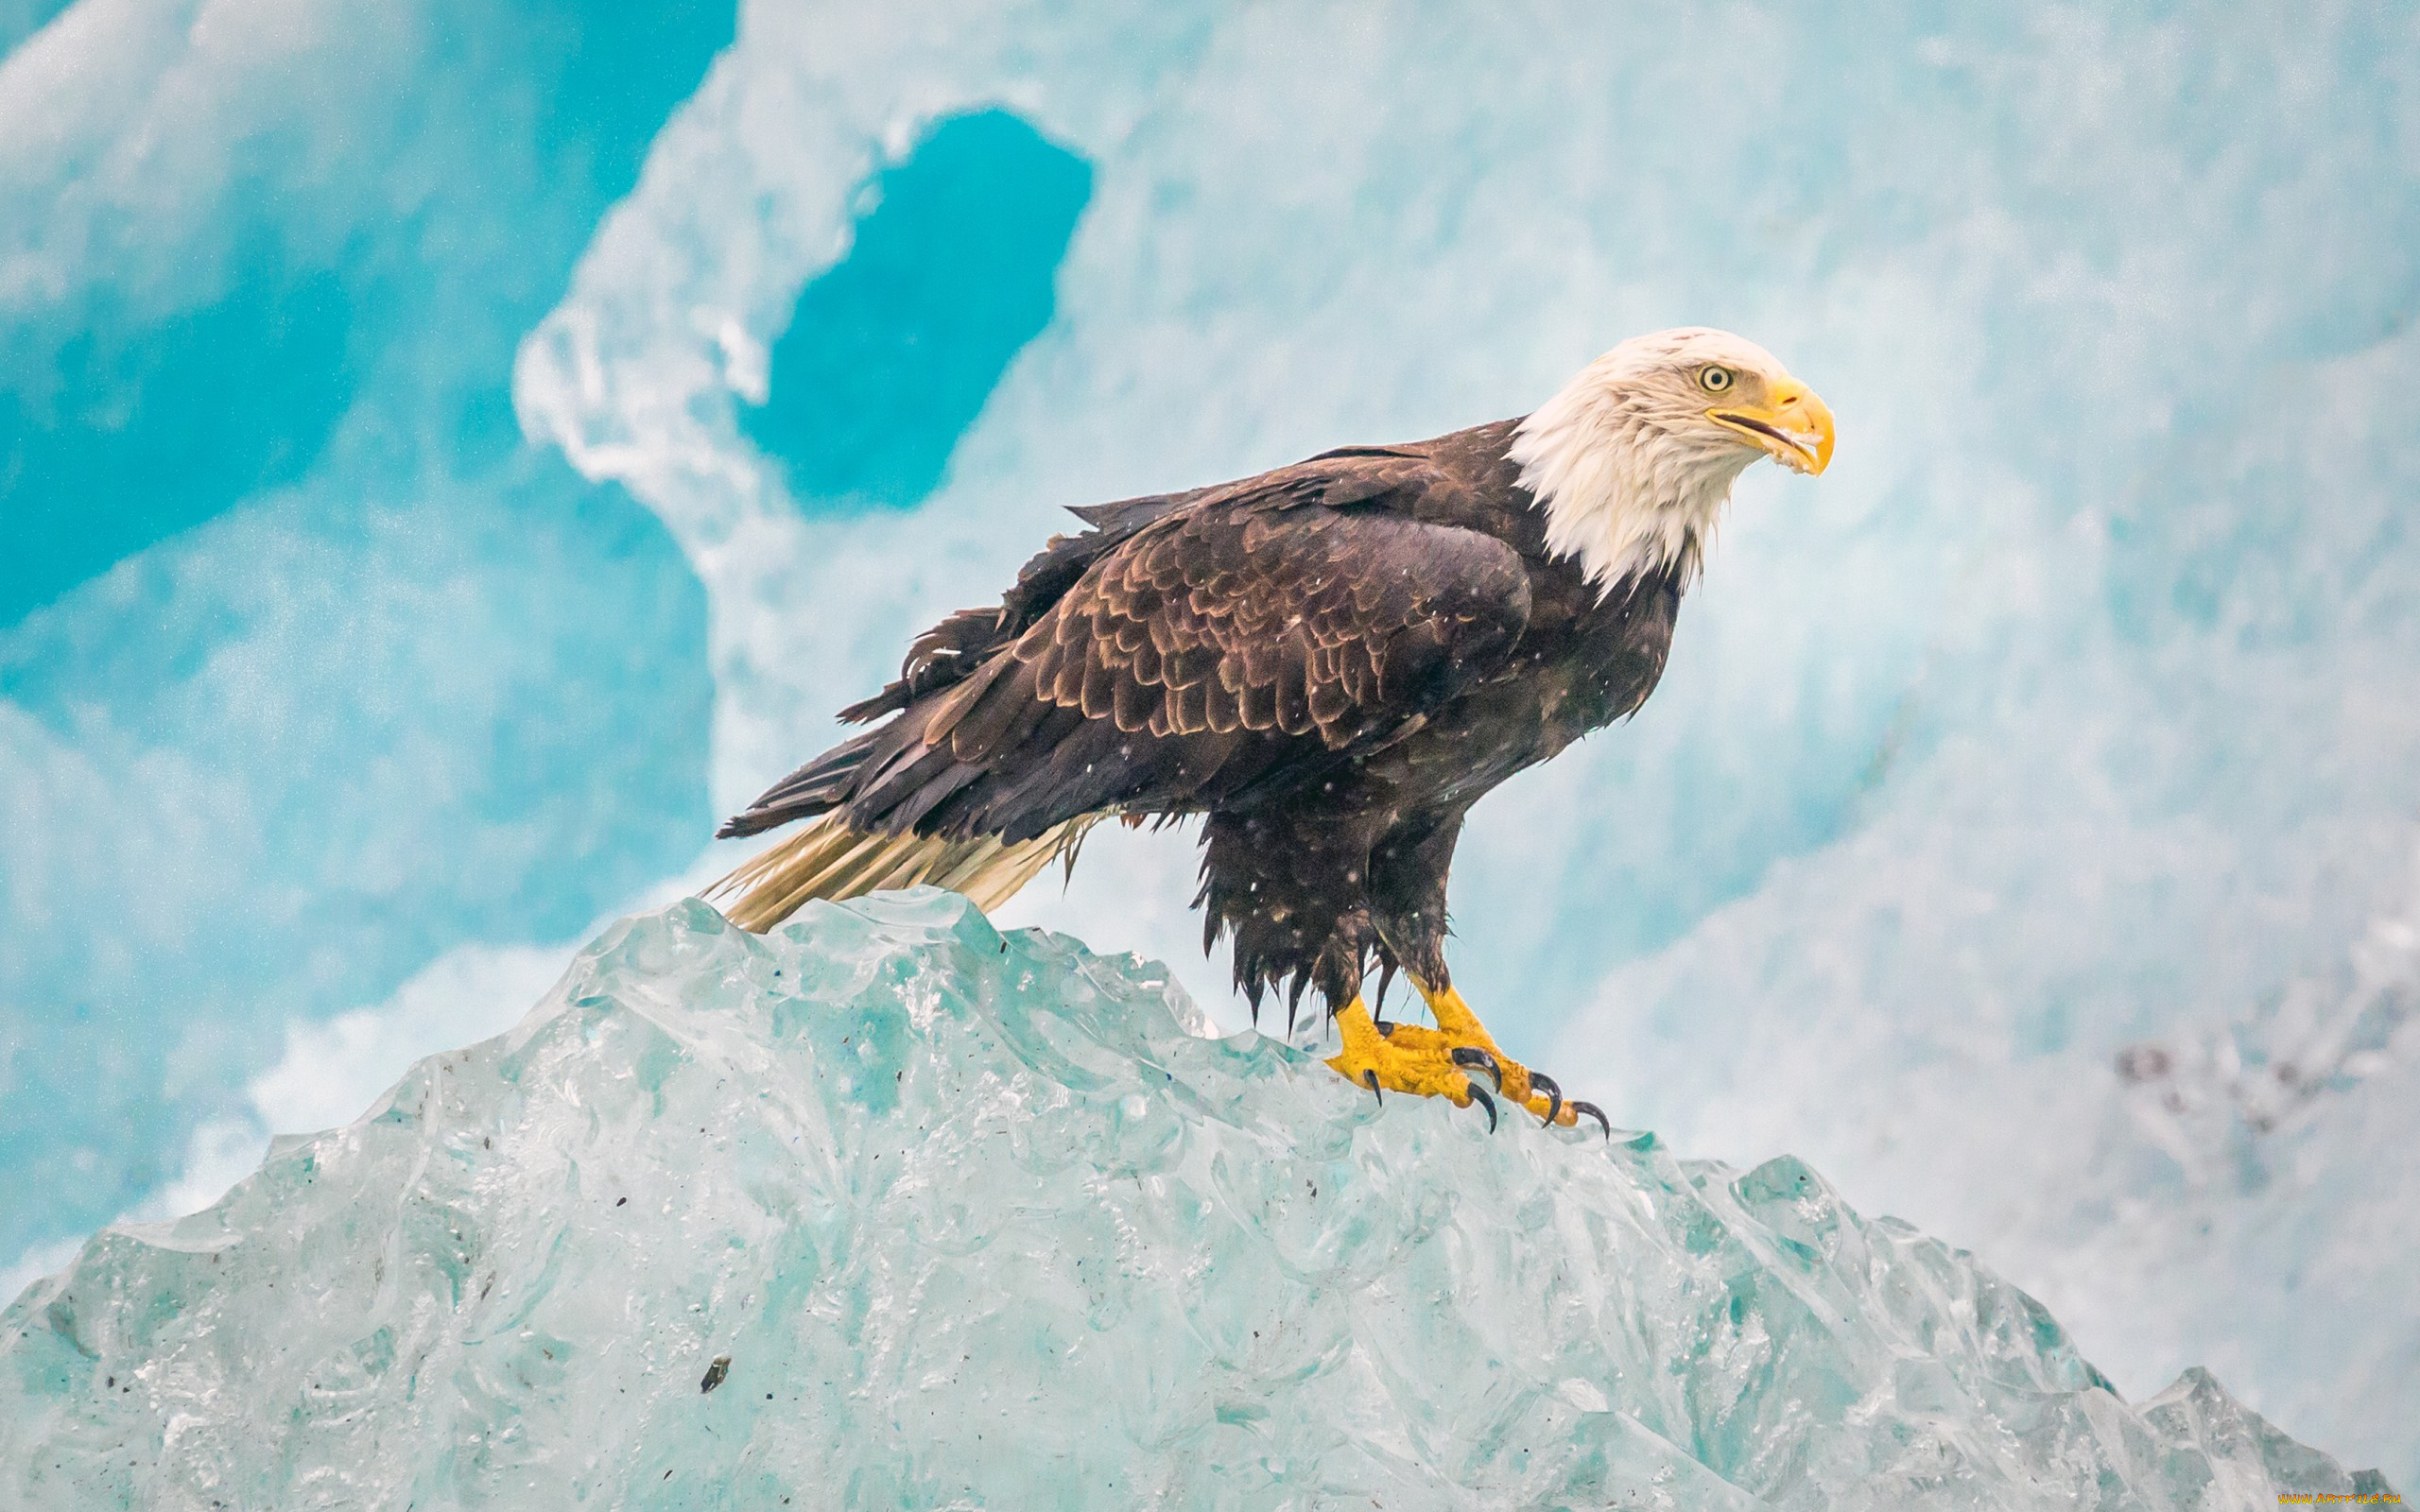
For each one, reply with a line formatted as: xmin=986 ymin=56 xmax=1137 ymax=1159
xmin=705 ymin=813 xmax=1097 ymax=932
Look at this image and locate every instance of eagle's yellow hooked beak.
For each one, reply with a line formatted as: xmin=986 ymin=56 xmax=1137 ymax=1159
xmin=1708 ymin=379 xmax=1835 ymax=476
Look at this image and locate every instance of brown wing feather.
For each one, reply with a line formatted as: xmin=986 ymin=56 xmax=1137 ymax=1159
xmin=834 ymin=488 xmax=1204 ymax=725
xmin=726 ymin=451 xmax=1531 ymax=849
xmin=895 ymin=467 xmax=1529 ymax=839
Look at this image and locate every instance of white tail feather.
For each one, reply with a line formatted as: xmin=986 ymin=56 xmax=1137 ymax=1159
xmin=705 ymin=814 xmax=1097 ymax=932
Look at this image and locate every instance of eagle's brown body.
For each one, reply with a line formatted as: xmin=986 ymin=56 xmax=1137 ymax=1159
xmin=720 ymin=418 xmax=1681 ymax=1025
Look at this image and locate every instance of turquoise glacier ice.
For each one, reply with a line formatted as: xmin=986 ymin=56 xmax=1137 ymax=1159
xmin=1 ymin=892 xmax=2393 ymax=1509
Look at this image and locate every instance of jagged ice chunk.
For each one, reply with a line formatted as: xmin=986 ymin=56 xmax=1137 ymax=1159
xmin=1 ymin=892 xmax=2391 ymax=1508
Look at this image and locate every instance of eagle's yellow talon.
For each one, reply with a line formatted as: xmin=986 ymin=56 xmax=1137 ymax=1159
xmin=1466 ymin=1082 xmax=1497 ymax=1132
xmin=1528 ymin=1070 xmax=1564 ymax=1126
xmin=1450 ymin=1044 xmax=1503 ymax=1091
xmin=1324 ymin=986 xmax=1595 ymax=1132
xmin=1326 ymin=1000 xmax=1480 ymax=1108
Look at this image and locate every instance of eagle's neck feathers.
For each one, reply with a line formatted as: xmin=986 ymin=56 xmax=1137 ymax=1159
xmin=1506 ymin=369 xmax=1754 ymax=594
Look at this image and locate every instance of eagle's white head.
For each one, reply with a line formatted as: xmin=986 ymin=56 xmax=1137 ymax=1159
xmin=1508 ymin=327 xmax=1835 ymax=593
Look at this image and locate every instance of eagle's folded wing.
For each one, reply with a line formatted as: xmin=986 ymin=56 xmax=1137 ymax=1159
xmin=805 ymin=467 xmax=1530 ymax=843
xmin=1013 ymin=487 xmax=1530 ymax=751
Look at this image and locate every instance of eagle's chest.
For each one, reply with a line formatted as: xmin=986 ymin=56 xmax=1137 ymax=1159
xmin=1520 ymin=570 xmax=1683 ymax=739
xmin=1355 ymin=568 xmax=1681 ymax=811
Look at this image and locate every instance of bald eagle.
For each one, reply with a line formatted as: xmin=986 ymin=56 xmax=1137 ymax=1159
xmin=710 ymin=328 xmax=1834 ymax=1131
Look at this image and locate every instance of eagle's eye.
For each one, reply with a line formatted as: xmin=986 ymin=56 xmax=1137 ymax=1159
xmin=1697 ymin=365 xmax=1736 ymax=394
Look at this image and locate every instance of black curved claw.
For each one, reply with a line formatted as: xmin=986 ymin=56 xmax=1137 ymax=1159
xmin=1465 ymin=1080 xmax=1497 ymax=1133
xmin=1450 ymin=1045 xmax=1503 ymax=1091
xmin=1529 ymin=1071 xmax=1564 ymax=1127
xmin=1361 ymin=1069 xmax=1382 ymax=1105
xmin=1569 ymin=1100 xmax=1611 ymax=1140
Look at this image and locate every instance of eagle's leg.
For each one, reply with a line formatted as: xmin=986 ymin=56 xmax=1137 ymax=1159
xmin=1348 ymin=813 xmax=1604 ymax=1133
xmin=1305 ymin=918 xmax=1496 ymax=1117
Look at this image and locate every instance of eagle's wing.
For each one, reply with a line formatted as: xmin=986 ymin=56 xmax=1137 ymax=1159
xmin=832 ymin=487 xmax=1210 ymax=726
xmin=819 ymin=457 xmax=1533 ymax=844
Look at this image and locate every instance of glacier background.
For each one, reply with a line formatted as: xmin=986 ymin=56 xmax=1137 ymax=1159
xmin=1 ymin=0 xmax=2414 ymax=1488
